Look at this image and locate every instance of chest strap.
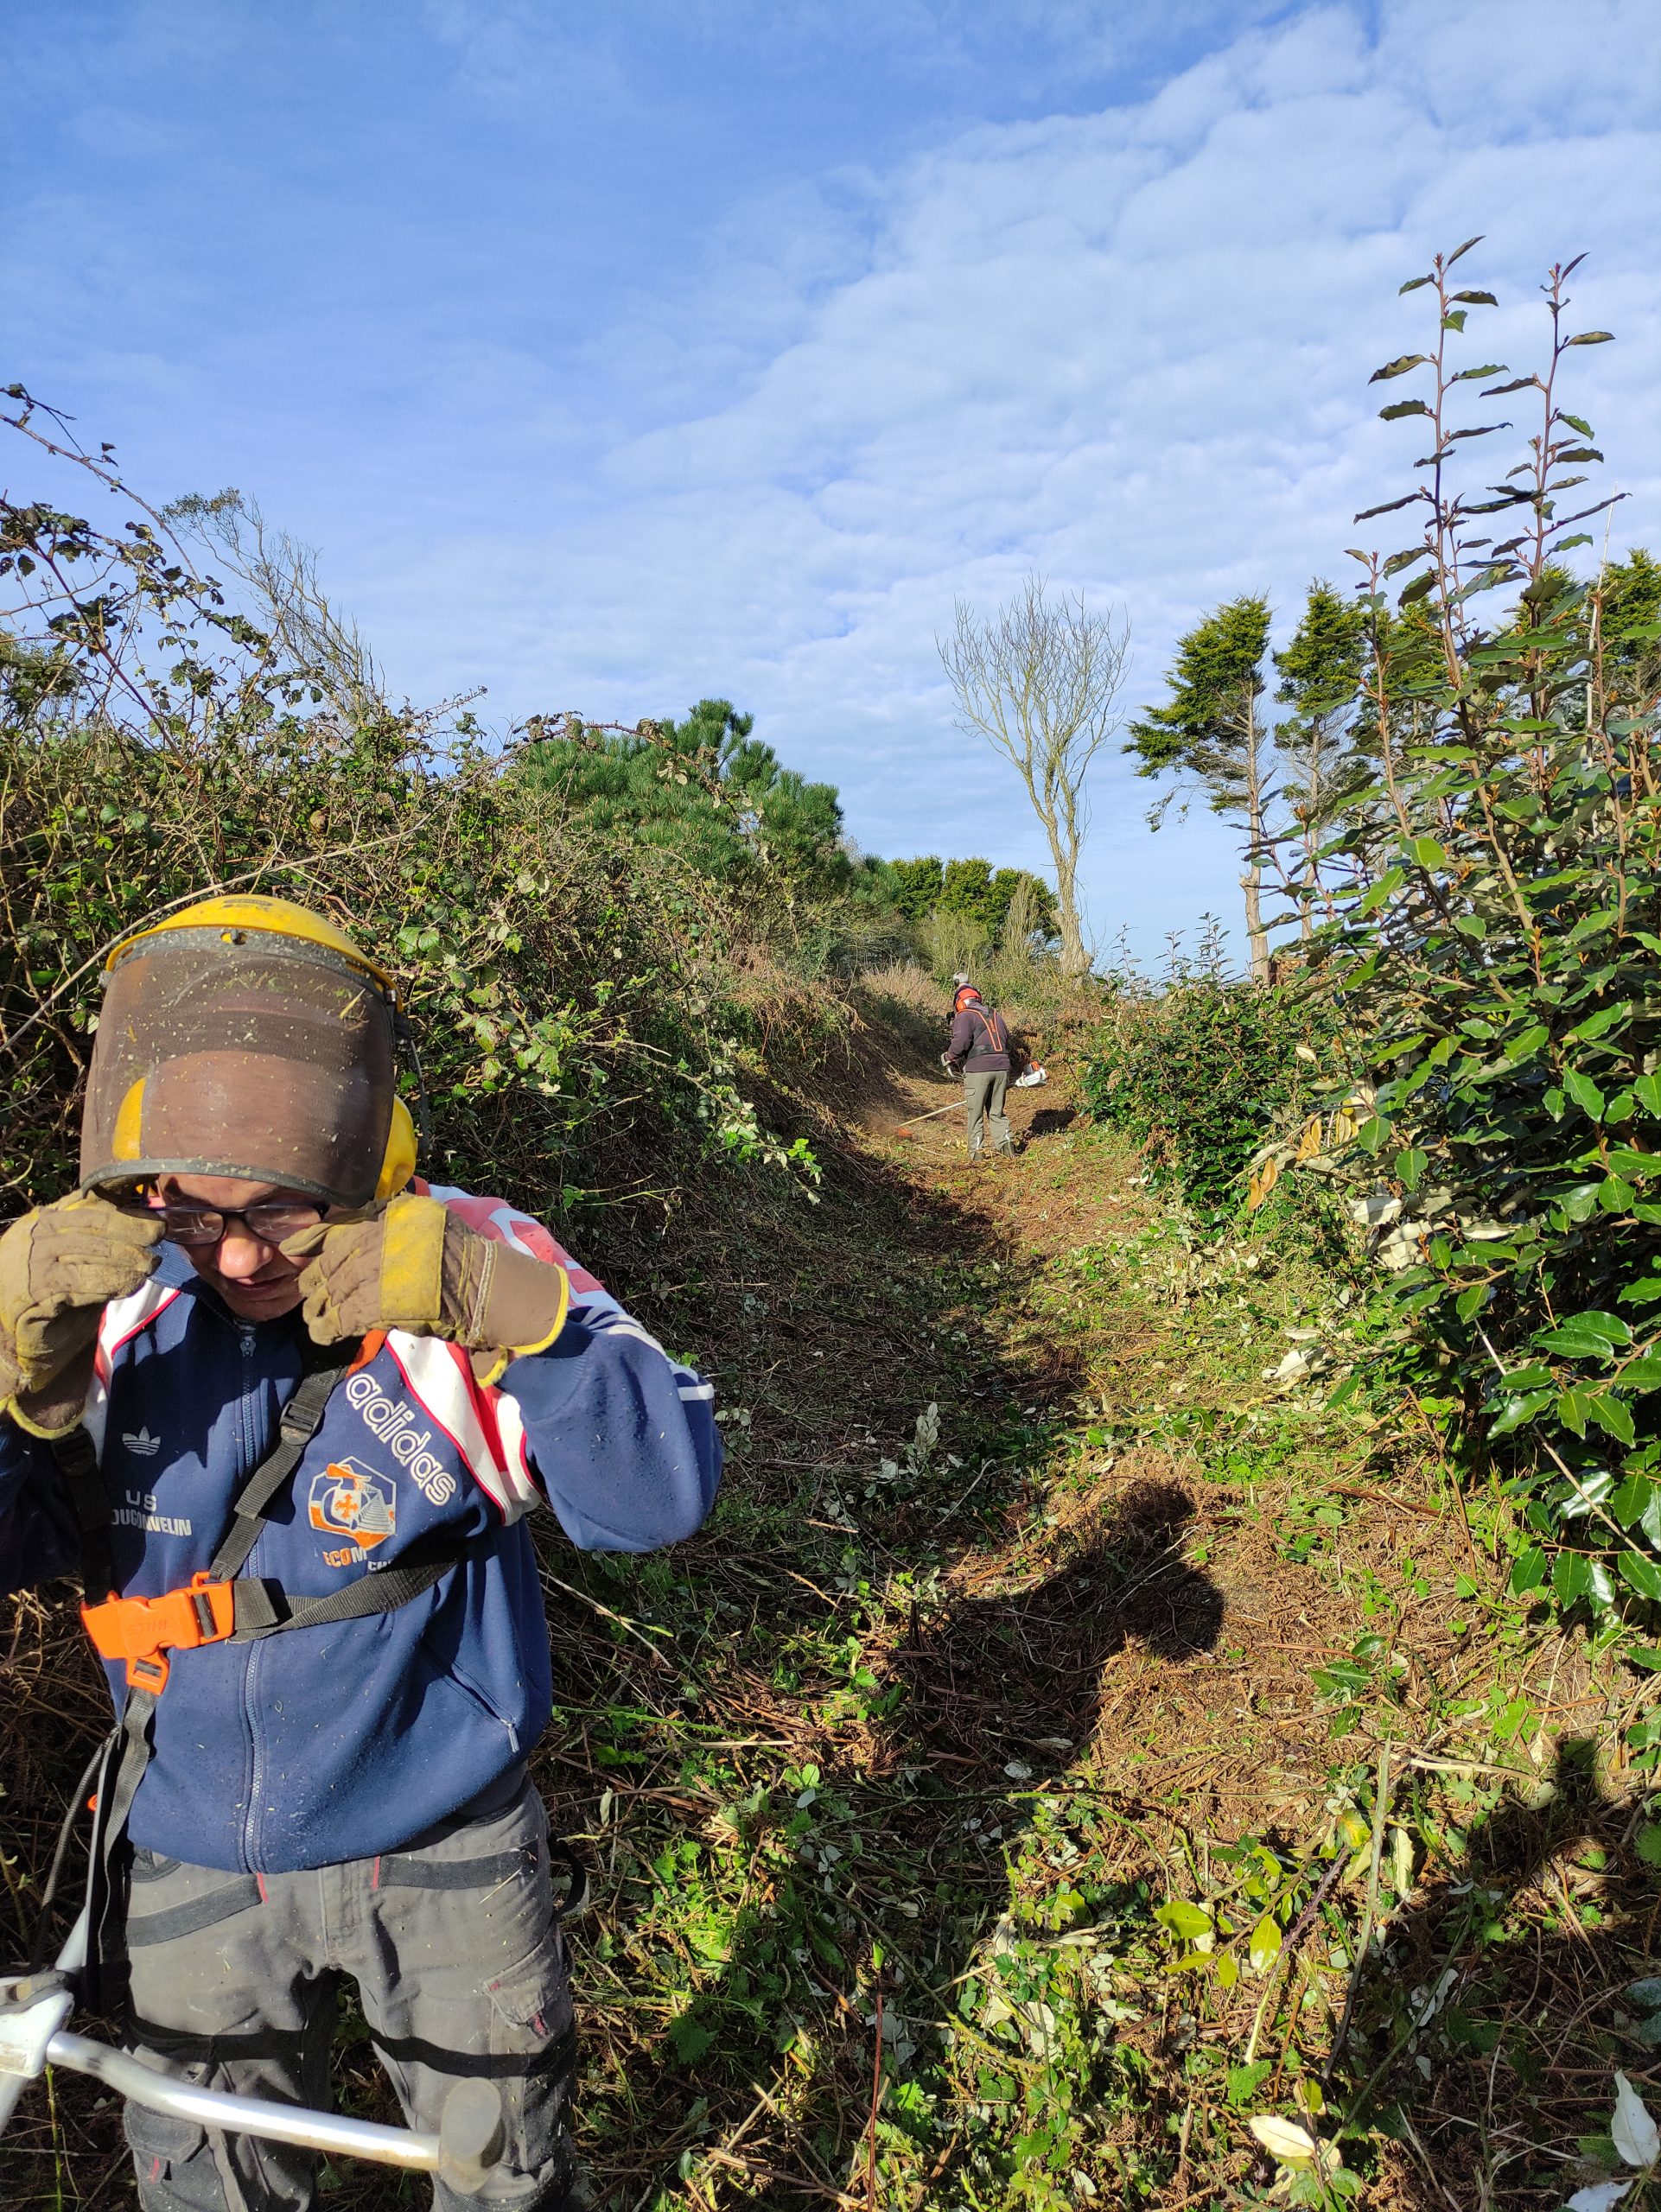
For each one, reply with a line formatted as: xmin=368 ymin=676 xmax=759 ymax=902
xmin=67 ymin=1344 xmax=480 ymax=1689
xmin=49 ymin=1339 xmax=487 ymax=2010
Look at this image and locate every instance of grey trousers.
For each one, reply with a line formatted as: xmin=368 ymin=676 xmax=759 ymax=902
xmin=964 ymin=1070 xmax=1012 ymax=1157
xmin=118 ymin=1773 xmax=576 ymax=2212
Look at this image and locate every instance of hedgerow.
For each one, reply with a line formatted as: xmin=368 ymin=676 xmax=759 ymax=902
xmin=0 ymin=396 xmax=843 ymax=1225
xmin=1080 ymin=975 xmax=1333 ymax=1209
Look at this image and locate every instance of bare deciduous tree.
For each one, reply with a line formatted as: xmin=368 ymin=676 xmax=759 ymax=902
xmin=163 ymin=490 xmax=388 ymax=729
xmin=938 ymin=575 xmax=1129 ymax=976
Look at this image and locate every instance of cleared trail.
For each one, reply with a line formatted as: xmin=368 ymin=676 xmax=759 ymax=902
xmin=1 ymin=1017 xmax=1624 ymax=2211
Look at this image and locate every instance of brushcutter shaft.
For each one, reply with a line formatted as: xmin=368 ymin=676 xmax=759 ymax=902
xmin=46 ymin=2031 xmax=449 ymax=2171
xmin=894 ymin=1098 xmax=964 ymax=1131
xmin=2 ymin=1904 xmax=503 ymax=2190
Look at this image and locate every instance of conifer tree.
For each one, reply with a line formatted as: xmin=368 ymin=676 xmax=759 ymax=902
xmin=1125 ymin=595 xmax=1275 ymax=981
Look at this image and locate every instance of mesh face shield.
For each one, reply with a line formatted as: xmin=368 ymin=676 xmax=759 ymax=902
xmin=80 ymin=926 xmax=398 ymax=1208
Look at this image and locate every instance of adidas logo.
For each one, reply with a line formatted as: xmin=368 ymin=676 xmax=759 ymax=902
xmin=122 ymin=1427 xmax=162 ymax=1458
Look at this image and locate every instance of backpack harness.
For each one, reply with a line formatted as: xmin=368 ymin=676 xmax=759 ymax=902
xmin=47 ymin=1331 xmax=487 ymax=2001
xmin=964 ymin=1007 xmax=1009 ymax=1058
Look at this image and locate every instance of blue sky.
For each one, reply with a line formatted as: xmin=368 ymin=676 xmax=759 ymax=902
xmin=8 ymin=1 xmax=1659 ymax=963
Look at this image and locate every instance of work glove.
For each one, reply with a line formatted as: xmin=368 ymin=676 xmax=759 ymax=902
xmin=283 ymin=1193 xmax=569 ymax=1383
xmin=0 ymin=1194 xmax=163 ymax=1436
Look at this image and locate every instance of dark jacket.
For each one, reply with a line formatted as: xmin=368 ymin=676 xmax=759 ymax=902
xmin=0 ymin=1185 xmax=721 ymax=1874
xmin=946 ymin=1003 xmax=1011 ymax=1074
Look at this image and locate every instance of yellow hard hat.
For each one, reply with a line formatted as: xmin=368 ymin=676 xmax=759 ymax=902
xmin=83 ymin=893 xmax=416 ymax=1208
xmin=108 ymin=893 xmax=398 ymax=1003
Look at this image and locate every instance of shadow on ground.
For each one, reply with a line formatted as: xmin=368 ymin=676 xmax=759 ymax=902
xmin=1328 ymin=1736 xmax=1661 ymax=2209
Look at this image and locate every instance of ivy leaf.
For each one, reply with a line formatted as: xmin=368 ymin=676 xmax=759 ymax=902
xmin=1553 ymin=1550 xmax=1593 ymax=1603
xmin=1567 ymin=1001 xmax=1631 ymax=1043
xmin=1557 ymin=1389 xmax=1590 ymax=1436
xmin=1510 ymin=1545 xmax=1548 ymax=1593
xmin=1586 ymin=1392 xmax=1637 ymax=1446
xmin=1155 ymin=1899 xmax=1213 ymax=1942
xmin=1613 ymin=1475 xmax=1656 ymax=1527
xmin=1490 ymin=1389 xmax=1553 ymax=1438
xmin=1247 ymin=1915 xmax=1282 ymax=1974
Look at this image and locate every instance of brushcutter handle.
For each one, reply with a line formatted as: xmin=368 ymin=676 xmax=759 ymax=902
xmin=0 ymin=1971 xmax=77 ymax=2134
xmin=0 ymin=1902 xmax=87 ymax=2139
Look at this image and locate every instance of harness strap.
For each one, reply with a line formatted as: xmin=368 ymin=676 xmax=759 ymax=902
xmin=48 ymin=1425 xmax=115 ymax=1602
xmin=966 ymin=1007 xmax=1007 ymax=1057
xmin=209 ymin=1350 xmax=354 ymax=1580
xmin=228 ymin=1534 xmax=488 ymax=1639
xmin=81 ymin=1687 xmax=159 ymax=2011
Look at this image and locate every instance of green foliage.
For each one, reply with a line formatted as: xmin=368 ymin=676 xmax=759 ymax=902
xmin=888 ymin=855 xmax=945 ymax=922
xmin=0 ymin=439 xmax=837 ymax=1217
xmin=1125 ymin=594 xmax=1272 ymax=820
xmin=1283 ymin=248 xmax=1661 ymax=1632
xmin=1080 ymin=979 xmax=1333 ymax=1208
xmin=1272 ymin=582 xmax=1372 ymax=877
xmin=888 ymin=853 xmax=1059 ymax=948
xmin=515 ymin=696 xmax=854 ymax=903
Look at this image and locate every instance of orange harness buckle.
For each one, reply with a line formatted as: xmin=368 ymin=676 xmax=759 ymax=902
xmin=81 ymin=1573 xmax=238 ymax=1692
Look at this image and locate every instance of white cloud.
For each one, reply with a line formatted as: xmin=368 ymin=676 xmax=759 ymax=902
xmin=9 ymin=0 xmax=1658 ymax=961
xmin=340 ymin=0 xmax=1658 ymax=957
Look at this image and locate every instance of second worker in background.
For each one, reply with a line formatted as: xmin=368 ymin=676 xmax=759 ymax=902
xmin=943 ymin=981 xmax=1015 ymax=1161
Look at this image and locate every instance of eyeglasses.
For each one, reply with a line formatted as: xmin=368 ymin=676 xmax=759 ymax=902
xmin=150 ymin=1201 xmax=323 ymax=1249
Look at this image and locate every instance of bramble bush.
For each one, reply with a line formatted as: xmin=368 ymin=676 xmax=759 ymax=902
xmin=0 ymin=393 xmax=843 ymax=1227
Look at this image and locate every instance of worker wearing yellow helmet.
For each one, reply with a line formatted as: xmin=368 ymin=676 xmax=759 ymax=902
xmin=0 ymin=893 xmax=722 ymax=2212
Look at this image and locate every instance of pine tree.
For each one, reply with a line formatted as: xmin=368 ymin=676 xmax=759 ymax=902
xmin=1125 ymin=596 xmax=1275 ymax=981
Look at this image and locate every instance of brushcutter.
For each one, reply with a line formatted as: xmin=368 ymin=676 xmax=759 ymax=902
xmin=0 ymin=1896 xmax=506 ymax=2191
xmin=892 ymin=1098 xmax=966 ymax=1139
xmin=893 ymin=1065 xmax=1047 ymax=1139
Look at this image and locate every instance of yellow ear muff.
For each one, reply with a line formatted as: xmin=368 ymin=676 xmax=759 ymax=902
xmin=111 ymin=1078 xmax=147 ymax=1161
xmin=375 ymin=1096 xmax=419 ymax=1198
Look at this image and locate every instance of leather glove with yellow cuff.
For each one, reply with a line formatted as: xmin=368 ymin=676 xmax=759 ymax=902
xmin=283 ymin=1193 xmax=570 ymax=1382
xmin=0 ymin=1194 xmax=164 ymax=1437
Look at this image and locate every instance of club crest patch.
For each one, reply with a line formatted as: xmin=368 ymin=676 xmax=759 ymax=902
xmin=309 ymin=1459 xmax=398 ymax=1554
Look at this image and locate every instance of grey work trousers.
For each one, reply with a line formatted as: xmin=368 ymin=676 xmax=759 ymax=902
xmin=964 ymin=1069 xmax=1012 ymax=1158
xmin=118 ymin=1773 xmax=576 ymax=2212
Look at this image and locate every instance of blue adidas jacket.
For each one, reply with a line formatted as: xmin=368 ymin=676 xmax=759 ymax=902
xmin=0 ymin=1190 xmax=721 ymax=1874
